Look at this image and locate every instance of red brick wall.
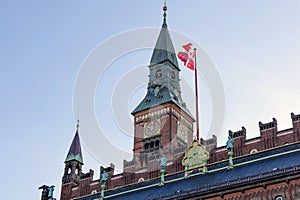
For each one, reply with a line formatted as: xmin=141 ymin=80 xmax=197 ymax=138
xmin=61 ymin=114 xmax=300 ymax=199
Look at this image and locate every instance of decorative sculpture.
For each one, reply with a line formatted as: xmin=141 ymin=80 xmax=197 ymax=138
xmin=38 ymin=185 xmax=56 ymax=200
xmin=182 ymin=140 xmax=210 ymax=177
xmin=226 ymin=135 xmax=233 ymax=152
xmin=159 ymin=154 xmax=167 ymax=185
xmin=226 ymin=135 xmax=234 ymax=169
xmin=48 ymin=185 xmax=55 ymax=200
xmin=100 ymin=170 xmax=108 ymax=200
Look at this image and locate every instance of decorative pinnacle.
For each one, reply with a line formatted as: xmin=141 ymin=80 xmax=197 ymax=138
xmin=162 ymin=0 xmax=167 ymax=28
xmin=163 ymin=0 xmax=167 ymax=12
xmin=76 ymin=119 xmax=80 ymax=131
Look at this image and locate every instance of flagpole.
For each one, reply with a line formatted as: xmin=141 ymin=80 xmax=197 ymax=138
xmin=194 ymin=48 xmax=200 ymax=141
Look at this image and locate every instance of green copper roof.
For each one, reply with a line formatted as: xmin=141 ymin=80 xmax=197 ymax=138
xmin=149 ymin=11 xmax=179 ymax=69
xmin=65 ymin=129 xmax=83 ymax=164
xmin=131 ymin=85 xmax=193 ymax=117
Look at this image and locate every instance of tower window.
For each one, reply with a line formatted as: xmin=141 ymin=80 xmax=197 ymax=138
xmin=150 ymin=141 xmax=154 ymax=148
xmin=171 ymin=71 xmax=175 ymax=79
xmin=157 ymin=51 xmax=161 ymax=59
xmin=155 ymin=69 xmax=162 ymax=78
xmin=155 ymin=140 xmax=160 ymax=147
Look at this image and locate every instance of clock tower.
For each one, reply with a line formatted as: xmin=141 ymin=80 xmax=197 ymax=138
xmin=124 ymin=4 xmax=195 ymax=174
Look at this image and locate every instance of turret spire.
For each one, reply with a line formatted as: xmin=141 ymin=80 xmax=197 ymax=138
xmin=64 ymin=122 xmax=83 ymax=164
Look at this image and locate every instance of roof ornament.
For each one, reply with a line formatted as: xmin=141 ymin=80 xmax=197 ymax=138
xmin=76 ymin=119 xmax=80 ymax=131
xmin=158 ymin=154 xmax=167 ymax=186
xmin=100 ymin=169 xmax=109 ymax=200
xmin=227 ymin=135 xmax=234 ymax=169
xmin=162 ymin=0 xmax=167 ymax=28
xmin=182 ymin=140 xmax=210 ymax=177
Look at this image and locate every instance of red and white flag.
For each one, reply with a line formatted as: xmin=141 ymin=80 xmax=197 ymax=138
xmin=177 ymin=43 xmax=195 ymax=70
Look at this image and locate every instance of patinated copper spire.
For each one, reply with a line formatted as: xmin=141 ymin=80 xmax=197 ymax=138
xmin=65 ymin=120 xmax=83 ymax=164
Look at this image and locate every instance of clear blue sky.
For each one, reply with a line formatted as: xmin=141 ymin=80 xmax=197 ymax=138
xmin=1 ymin=0 xmax=300 ymax=199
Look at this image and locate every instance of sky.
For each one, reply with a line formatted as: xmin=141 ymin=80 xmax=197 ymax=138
xmin=1 ymin=0 xmax=300 ymax=199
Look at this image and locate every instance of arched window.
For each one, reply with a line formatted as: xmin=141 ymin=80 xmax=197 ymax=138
xmin=150 ymin=141 xmax=154 ymax=148
xmin=155 ymin=140 xmax=159 ymax=147
xmin=275 ymin=196 xmax=283 ymax=200
xmin=91 ymin=190 xmax=97 ymax=194
xmin=250 ymin=149 xmax=258 ymax=154
xmin=138 ymin=178 xmax=145 ymax=183
xmin=145 ymin=143 xmax=149 ymax=150
xmin=171 ymin=71 xmax=175 ymax=79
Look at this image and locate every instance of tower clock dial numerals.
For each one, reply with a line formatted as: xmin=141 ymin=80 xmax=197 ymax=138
xmin=144 ymin=119 xmax=160 ymax=137
xmin=177 ymin=122 xmax=188 ymax=143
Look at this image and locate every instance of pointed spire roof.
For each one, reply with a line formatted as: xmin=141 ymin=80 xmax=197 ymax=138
xmin=150 ymin=3 xmax=179 ymax=69
xmin=131 ymin=3 xmax=193 ymax=118
xmin=65 ymin=120 xmax=83 ymax=164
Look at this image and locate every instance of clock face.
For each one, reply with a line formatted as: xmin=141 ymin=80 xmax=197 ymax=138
xmin=144 ymin=119 xmax=160 ymax=137
xmin=177 ymin=122 xmax=188 ymax=143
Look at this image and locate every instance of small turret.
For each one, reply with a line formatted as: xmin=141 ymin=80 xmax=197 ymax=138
xmin=62 ymin=120 xmax=83 ymax=184
xmin=259 ymin=118 xmax=278 ymax=149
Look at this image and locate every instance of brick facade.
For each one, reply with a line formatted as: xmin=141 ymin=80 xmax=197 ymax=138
xmin=59 ymin=113 xmax=300 ymax=200
xmin=189 ymin=175 xmax=300 ymax=200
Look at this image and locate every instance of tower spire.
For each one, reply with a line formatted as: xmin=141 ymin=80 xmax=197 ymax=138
xmin=132 ymin=2 xmax=193 ymax=116
xmin=62 ymin=122 xmax=84 ymax=184
xmin=64 ymin=122 xmax=83 ymax=164
xmin=148 ymin=1 xmax=178 ymax=68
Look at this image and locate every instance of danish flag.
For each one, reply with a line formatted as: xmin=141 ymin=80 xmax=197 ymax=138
xmin=177 ymin=43 xmax=195 ymax=70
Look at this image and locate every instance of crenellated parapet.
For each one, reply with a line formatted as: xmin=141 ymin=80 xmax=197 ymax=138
xmin=259 ymin=118 xmax=277 ymax=131
xmin=228 ymin=127 xmax=247 ymax=157
xmin=259 ymin=118 xmax=278 ymax=149
xmin=201 ymin=135 xmax=217 ymax=153
xmin=206 ymin=113 xmax=300 ymax=163
xmin=291 ymin=112 xmax=300 ymax=123
xmin=291 ymin=112 xmax=300 ymax=141
xmin=80 ymin=169 xmax=94 ymax=180
xmin=229 ymin=126 xmax=246 ymax=138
